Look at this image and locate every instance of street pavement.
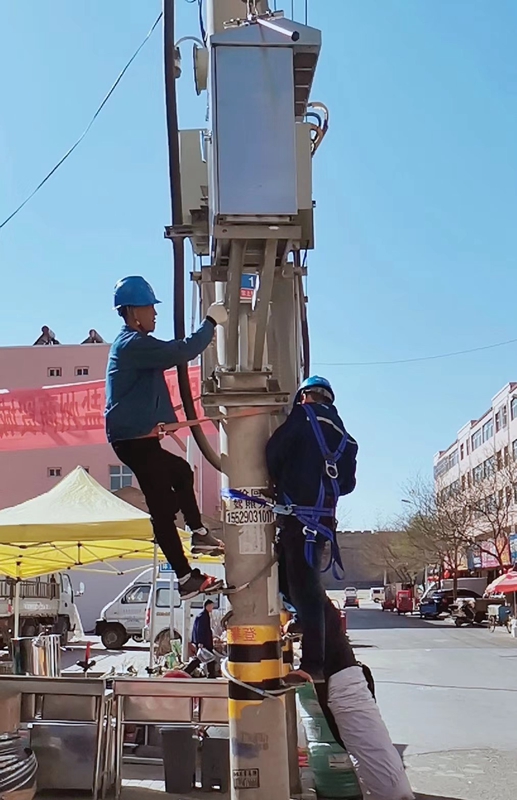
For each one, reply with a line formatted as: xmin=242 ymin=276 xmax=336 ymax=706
xmin=49 ymin=596 xmax=517 ymax=798
xmin=340 ymin=594 xmax=517 ymax=800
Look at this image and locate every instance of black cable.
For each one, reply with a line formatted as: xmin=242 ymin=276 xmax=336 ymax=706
xmin=314 ymin=336 xmax=517 ymax=368
xmin=198 ymin=0 xmax=207 ymax=45
xmin=0 ymin=12 xmax=163 ymax=231
xmin=163 ymin=0 xmax=221 ymax=471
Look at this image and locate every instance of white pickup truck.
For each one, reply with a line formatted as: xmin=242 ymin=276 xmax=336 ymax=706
xmin=0 ymin=572 xmax=81 ymax=647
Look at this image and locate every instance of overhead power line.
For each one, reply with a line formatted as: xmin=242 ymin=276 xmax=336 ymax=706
xmin=314 ymin=336 xmax=517 ymax=367
xmin=0 ymin=11 xmax=163 ymax=231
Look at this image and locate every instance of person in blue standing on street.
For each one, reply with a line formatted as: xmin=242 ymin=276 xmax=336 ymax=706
xmin=105 ymin=276 xmax=227 ymax=600
xmin=192 ymin=599 xmax=217 ymax=678
xmin=266 ymin=376 xmax=358 ymax=683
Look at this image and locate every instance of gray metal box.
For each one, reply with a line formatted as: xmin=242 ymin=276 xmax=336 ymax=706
xmin=211 ymin=45 xmax=297 ymax=218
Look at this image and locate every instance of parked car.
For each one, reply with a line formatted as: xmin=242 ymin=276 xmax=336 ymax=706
xmin=344 ymin=587 xmax=359 ymax=608
xmin=370 ymin=587 xmax=385 ymax=604
xmin=419 ymin=588 xmax=482 ymax=619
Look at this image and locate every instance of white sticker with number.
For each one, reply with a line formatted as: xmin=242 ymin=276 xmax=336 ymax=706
xmin=224 ymin=487 xmax=274 ymax=527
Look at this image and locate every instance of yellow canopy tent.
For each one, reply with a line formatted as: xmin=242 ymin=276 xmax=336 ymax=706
xmin=0 ymin=466 xmax=221 ymax=578
xmin=0 ymin=468 xmax=224 ymax=662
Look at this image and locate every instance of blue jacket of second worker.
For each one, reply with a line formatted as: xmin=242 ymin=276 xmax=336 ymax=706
xmin=266 ymin=402 xmax=358 ymax=508
xmin=104 ymin=320 xmax=215 ymax=443
xmin=191 ymin=609 xmax=214 ymax=651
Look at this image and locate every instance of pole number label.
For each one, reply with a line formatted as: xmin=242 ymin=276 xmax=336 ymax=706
xmin=233 ymin=769 xmax=260 ymax=789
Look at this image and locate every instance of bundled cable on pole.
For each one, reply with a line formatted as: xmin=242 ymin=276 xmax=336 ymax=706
xmin=163 ymin=0 xmax=221 ymax=471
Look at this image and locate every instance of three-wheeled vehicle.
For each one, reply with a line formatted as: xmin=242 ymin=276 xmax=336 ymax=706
xmin=396 ymin=589 xmax=414 ymax=615
xmin=452 ymin=596 xmax=503 ymax=627
xmin=381 ymin=584 xmax=396 ymax=611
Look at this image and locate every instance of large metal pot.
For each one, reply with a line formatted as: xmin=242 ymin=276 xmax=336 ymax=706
xmin=0 ymin=734 xmax=37 ymax=799
xmin=10 ymin=634 xmax=61 ymax=677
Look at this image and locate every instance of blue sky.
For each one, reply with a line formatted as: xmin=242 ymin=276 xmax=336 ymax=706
xmin=1 ymin=1 xmax=516 ymax=528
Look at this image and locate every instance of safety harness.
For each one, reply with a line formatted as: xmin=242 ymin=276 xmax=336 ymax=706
xmin=222 ymin=404 xmax=349 ymax=578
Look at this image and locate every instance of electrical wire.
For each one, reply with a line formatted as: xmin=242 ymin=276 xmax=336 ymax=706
xmin=198 ymin=0 xmax=207 ymax=45
xmin=0 ymin=12 xmax=163 ymax=231
xmin=314 ymin=336 xmax=517 ymax=368
xmin=163 ymin=0 xmax=221 ymax=471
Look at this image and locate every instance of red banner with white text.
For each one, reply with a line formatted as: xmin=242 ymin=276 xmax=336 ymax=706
xmin=0 ymin=368 xmax=206 ymax=451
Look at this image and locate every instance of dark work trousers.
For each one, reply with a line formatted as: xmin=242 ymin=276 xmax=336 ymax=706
xmin=277 ymin=515 xmax=327 ymax=677
xmin=113 ymin=438 xmax=203 ymax=579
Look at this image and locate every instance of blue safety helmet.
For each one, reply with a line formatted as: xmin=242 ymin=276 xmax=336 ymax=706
xmin=295 ymin=375 xmax=335 ymax=404
xmin=113 ymin=276 xmax=161 ymax=310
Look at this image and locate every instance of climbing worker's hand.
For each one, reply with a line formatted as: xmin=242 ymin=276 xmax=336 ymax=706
xmin=206 ymin=303 xmax=228 ymax=326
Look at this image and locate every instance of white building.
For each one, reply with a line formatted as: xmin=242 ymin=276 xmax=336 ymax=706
xmin=433 ymin=382 xmax=517 ymax=570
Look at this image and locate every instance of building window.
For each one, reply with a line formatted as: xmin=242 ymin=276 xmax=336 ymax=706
xmin=109 ymin=465 xmax=133 ymax=491
xmin=47 ymin=467 xmax=62 ymax=478
xmin=511 ymin=397 xmax=517 ymax=421
xmin=513 ymin=440 xmax=517 ymax=462
xmin=484 ymin=456 xmax=495 ymax=478
xmin=460 ymin=443 xmax=465 ymax=460
xmin=75 ymin=367 xmax=89 ymax=376
xmin=482 ymin=419 xmax=494 ymax=442
xmin=47 ymin=367 xmax=62 ymax=378
xmin=471 ymin=430 xmax=482 ymax=450
xmin=504 ymin=445 xmax=509 ymax=466
xmin=496 ymin=406 xmax=508 ymax=432
xmin=473 ymin=464 xmax=484 ymax=483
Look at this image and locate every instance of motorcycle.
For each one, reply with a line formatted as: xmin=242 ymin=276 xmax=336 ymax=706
xmin=451 ymin=597 xmax=494 ymax=626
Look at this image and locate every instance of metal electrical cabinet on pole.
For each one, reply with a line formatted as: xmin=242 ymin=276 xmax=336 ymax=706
xmin=171 ymin=2 xmax=321 ymax=797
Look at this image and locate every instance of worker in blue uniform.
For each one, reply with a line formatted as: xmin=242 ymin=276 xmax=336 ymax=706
xmin=105 ymin=276 xmax=227 ymax=600
xmin=266 ymin=376 xmax=358 ymax=682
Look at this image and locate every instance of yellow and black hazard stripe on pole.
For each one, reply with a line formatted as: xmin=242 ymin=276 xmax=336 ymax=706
xmin=227 ymin=625 xmax=283 ymax=717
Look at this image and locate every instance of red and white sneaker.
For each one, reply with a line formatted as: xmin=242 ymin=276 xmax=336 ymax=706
xmin=179 ymin=569 xmax=224 ymax=601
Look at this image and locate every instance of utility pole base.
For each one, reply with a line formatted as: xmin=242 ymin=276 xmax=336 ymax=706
xmin=228 ymin=697 xmax=290 ymax=799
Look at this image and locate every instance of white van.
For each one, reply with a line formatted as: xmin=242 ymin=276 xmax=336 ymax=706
xmin=95 ymin=572 xmax=152 ymax=649
xmin=142 ymin=574 xmax=228 ymax=646
xmin=95 ymin=563 xmax=227 ymax=650
xmin=369 ymin=587 xmax=385 ymax=604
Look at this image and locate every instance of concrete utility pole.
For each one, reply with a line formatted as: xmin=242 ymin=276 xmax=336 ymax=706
xmin=170 ymin=1 xmax=321 ymax=796
xmin=203 ymin=4 xmax=320 ymax=798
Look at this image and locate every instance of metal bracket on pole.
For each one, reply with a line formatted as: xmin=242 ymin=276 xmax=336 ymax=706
xmin=252 ymin=239 xmax=277 ymax=371
xmin=225 ymin=240 xmax=247 ymax=370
